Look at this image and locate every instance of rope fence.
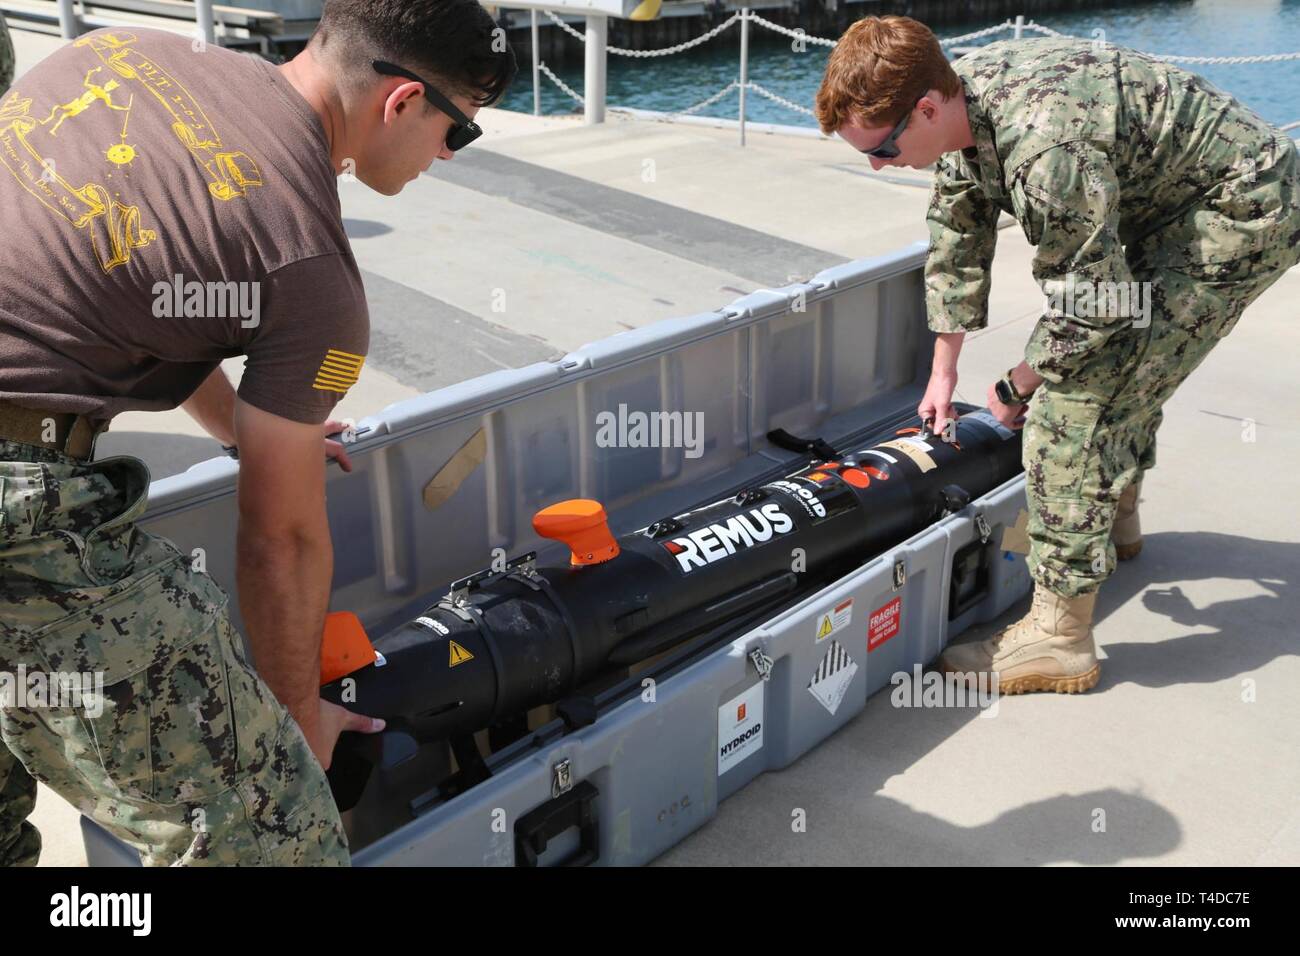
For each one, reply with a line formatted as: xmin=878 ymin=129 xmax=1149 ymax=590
xmin=544 ymin=10 xmax=741 ymax=58
xmin=533 ymin=10 xmax=1300 ymax=137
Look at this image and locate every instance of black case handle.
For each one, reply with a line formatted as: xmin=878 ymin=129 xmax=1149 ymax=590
xmin=515 ymin=781 xmax=600 ymax=867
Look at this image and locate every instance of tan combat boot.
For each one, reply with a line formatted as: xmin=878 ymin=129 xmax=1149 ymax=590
xmin=939 ymin=586 xmax=1101 ymax=694
xmin=1111 ymin=479 xmax=1142 ymax=561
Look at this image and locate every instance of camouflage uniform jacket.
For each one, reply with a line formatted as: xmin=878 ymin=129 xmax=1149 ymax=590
xmin=925 ymin=37 xmax=1297 ymax=384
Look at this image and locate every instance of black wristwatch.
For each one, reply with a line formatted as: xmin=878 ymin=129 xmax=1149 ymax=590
xmin=995 ymin=369 xmax=1033 ymax=405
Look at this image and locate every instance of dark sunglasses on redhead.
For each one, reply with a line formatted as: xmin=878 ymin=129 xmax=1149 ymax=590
xmin=860 ymin=99 xmax=921 ymax=159
xmin=372 ymin=60 xmax=483 ymax=151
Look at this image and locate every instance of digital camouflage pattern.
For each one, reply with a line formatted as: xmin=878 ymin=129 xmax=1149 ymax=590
xmin=925 ymin=37 xmax=1300 ymax=597
xmin=1021 ymin=247 xmax=1294 ymax=598
xmin=0 ymin=440 xmax=350 ymax=865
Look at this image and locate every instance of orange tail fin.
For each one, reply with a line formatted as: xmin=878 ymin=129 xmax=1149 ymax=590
xmin=321 ymin=611 xmax=377 ymax=685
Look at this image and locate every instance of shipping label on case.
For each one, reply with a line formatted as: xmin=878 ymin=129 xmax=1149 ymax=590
xmin=718 ymin=682 xmax=765 ymax=775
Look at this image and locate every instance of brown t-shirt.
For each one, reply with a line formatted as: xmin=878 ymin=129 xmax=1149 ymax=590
xmin=0 ymin=28 xmax=368 ymax=427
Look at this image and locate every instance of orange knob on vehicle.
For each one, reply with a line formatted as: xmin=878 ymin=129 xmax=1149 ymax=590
xmin=839 ymin=467 xmax=872 ymax=488
xmin=533 ymin=499 xmax=621 ymax=566
xmin=320 ymin=611 xmax=378 ymax=686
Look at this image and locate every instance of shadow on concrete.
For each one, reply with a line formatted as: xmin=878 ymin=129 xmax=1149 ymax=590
xmin=822 ymin=677 xmax=1183 ymax=865
xmin=816 ymin=788 xmax=1178 ymax=866
xmin=1094 ymin=530 xmax=1298 ymax=690
xmin=344 ymin=218 xmax=395 ymax=239
xmin=939 ymin=529 xmax=1298 ymax=693
xmin=96 ymin=432 xmax=225 ymax=482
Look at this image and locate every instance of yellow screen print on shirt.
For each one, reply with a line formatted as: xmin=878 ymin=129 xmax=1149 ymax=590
xmin=0 ymin=31 xmax=263 ymax=274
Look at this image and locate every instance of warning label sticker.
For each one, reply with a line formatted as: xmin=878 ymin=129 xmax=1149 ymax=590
xmin=718 ymin=683 xmax=765 ymax=775
xmin=448 ymin=640 xmax=475 ymax=667
xmin=877 ymin=439 xmax=937 ymax=473
xmin=868 ymin=597 xmax=902 ymax=651
xmin=807 ymin=640 xmax=858 ymax=716
xmin=814 ymin=597 xmax=854 ymax=643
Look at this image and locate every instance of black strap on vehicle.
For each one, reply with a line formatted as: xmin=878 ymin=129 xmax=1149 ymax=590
xmin=766 ymin=427 xmax=839 ymax=461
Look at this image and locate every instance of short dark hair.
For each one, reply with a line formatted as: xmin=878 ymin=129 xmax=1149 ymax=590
xmin=312 ymin=0 xmax=516 ymax=107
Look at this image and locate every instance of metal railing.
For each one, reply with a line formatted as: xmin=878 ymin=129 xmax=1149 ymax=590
xmin=533 ymin=10 xmax=1300 ymax=140
xmin=46 ymin=0 xmax=257 ymax=48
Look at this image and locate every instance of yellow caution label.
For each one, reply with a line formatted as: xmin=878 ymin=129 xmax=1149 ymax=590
xmin=448 ymin=640 xmax=475 ymax=667
xmin=816 ymin=615 xmax=834 ymax=640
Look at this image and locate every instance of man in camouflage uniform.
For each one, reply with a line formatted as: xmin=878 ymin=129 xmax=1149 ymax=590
xmin=1 ymin=0 xmax=514 ymax=866
xmin=1 ymin=446 xmax=353 ymax=864
xmin=817 ymin=17 xmax=1300 ymax=692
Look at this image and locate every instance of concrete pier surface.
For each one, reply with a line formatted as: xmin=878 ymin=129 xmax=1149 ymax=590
xmin=8 ymin=26 xmax=1297 ymax=868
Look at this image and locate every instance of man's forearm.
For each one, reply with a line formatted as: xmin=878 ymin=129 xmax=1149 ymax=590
xmin=931 ymin=332 xmax=966 ymax=376
xmin=183 ymin=367 xmax=237 ymax=446
xmin=236 ymin=524 xmax=333 ymax=738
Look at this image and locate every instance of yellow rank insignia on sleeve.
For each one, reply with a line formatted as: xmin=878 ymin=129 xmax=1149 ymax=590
xmin=313 ymin=348 xmax=366 ymax=392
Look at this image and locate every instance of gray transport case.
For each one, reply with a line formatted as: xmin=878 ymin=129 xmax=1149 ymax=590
xmin=82 ymin=241 xmax=1032 ymax=866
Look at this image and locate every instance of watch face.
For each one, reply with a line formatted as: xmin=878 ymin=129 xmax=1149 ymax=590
xmin=995 ymin=379 xmax=1013 ymax=404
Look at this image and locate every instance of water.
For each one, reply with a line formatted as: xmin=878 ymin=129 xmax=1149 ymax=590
xmin=499 ymin=0 xmax=1300 ymax=129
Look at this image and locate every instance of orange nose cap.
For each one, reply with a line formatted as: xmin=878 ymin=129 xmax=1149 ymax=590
xmin=533 ymin=498 xmax=621 ymax=566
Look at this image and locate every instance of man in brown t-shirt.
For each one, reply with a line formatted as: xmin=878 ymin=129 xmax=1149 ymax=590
xmin=0 ymin=0 xmax=515 ymax=865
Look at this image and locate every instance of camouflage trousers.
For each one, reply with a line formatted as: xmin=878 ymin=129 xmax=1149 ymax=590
xmin=0 ymin=440 xmax=349 ymax=865
xmin=1025 ymin=245 xmax=1298 ymax=598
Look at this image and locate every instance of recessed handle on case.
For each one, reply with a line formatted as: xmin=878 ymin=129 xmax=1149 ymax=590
xmin=515 ymin=780 xmax=600 ymax=867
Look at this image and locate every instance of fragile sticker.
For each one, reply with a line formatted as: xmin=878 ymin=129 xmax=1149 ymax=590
xmin=868 ymin=597 xmax=902 ymax=652
xmin=718 ymin=683 xmax=765 ymax=775
xmin=814 ymin=597 xmax=853 ymax=643
xmin=807 ymin=640 xmax=858 ymax=716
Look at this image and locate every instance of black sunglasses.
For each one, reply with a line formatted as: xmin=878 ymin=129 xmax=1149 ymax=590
xmin=372 ymin=60 xmax=483 ymax=151
xmin=860 ymin=99 xmax=920 ymax=159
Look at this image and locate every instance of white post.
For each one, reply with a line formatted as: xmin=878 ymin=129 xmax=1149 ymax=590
xmin=1014 ymin=14 xmax=1024 ymax=40
xmin=584 ymin=15 xmax=607 ymax=125
xmin=531 ymin=9 xmax=541 ymax=116
xmin=195 ymin=0 xmax=216 ymax=47
xmin=57 ymin=0 xmax=78 ymax=39
xmin=738 ymin=8 xmax=749 ymax=146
